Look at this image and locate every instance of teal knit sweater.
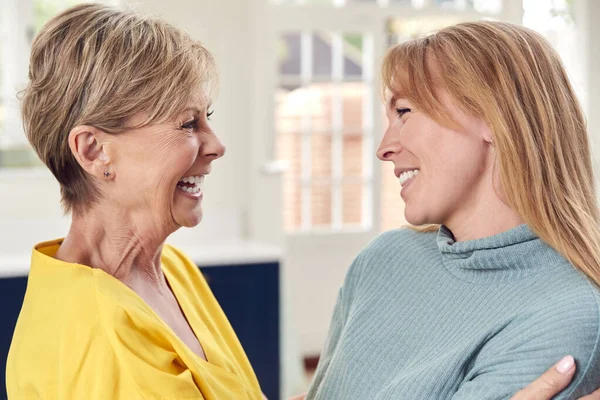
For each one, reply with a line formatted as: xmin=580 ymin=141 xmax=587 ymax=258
xmin=307 ymin=225 xmax=600 ymax=399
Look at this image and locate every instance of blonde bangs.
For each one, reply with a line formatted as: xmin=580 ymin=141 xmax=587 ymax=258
xmin=381 ymin=38 xmax=459 ymax=130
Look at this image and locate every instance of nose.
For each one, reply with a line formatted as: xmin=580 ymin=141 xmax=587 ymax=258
xmin=202 ymin=132 xmax=226 ymax=160
xmin=376 ymin=126 xmax=402 ymax=162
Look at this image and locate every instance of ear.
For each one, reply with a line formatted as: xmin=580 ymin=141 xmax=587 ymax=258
xmin=68 ymin=125 xmax=113 ymax=179
xmin=479 ymin=120 xmax=494 ymax=145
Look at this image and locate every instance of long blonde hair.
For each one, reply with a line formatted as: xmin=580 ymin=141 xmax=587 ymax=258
xmin=382 ymin=21 xmax=600 ymax=287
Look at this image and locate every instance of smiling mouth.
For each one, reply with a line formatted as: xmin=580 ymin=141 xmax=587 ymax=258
xmin=398 ymin=169 xmax=420 ymax=187
xmin=176 ymin=175 xmax=204 ymax=195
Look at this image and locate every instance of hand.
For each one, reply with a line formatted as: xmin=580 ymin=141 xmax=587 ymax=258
xmin=511 ymin=355 xmax=600 ymax=400
xmin=289 ymin=393 xmax=307 ymax=400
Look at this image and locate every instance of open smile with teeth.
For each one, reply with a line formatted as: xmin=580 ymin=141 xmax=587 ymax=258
xmin=177 ymin=175 xmax=204 ymax=195
xmin=399 ymin=169 xmax=420 ymax=187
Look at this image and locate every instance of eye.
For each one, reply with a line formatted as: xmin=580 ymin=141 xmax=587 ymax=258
xmin=395 ymin=108 xmax=411 ymax=118
xmin=181 ymin=118 xmax=199 ymax=131
xmin=207 ymin=109 xmax=214 ymax=120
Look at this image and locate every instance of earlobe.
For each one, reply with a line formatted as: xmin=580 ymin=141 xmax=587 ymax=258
xmin=68 ymin=125 xmax=111 ymax=179
xmin=480 ymin=124 xmax=494 ymax=146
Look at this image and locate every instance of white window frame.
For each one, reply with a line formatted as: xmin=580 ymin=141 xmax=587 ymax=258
xmin=269 ymin=0 xmax=523 ymax=236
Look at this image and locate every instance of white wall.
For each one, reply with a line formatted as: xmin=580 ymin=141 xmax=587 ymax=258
xmin=128 ymin=0 xmax=253 ymax=216
xmin=0 ymin=0 xmax=262 ymax=252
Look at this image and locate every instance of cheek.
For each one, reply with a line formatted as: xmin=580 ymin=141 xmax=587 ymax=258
xmin=426 ymin=133 xmax=487 ymax=195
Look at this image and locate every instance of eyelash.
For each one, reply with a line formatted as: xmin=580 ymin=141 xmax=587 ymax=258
xmin=396 ymin=108 xmax=411 ymax=118
xmin=182 ymin=118 xmax=199 ymax=130
xmin=181 ymin=110 xmax=214 ymax=130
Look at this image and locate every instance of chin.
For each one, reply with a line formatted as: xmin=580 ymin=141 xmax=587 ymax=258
xmin=175 ymin=210 xmax=203 ymax=228
xmin=404 ymin=206 xmax=431 ymax=227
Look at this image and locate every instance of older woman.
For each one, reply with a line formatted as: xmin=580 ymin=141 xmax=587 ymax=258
xmin=306 ymin=21 xmax=600 ymax=399
xmin=5 ymin=4 xmax=264 ymax=399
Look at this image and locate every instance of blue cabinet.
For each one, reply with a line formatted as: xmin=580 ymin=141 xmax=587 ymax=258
xmin=0 ymin=261 xmax=280 ymax=400
xmin=0 ymin=277 xmax=27 ymax=400
xmin=201 ymin=262 xmax=280 ymax=400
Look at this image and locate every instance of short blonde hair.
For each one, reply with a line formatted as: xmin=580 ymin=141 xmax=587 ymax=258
xmin=382 ymin=21 xmax=600 ymax=287
xmin=21 ymin=3 xmax=218 ymax=214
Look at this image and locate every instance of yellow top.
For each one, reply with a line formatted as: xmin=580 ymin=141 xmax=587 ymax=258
xmin=6 ymin=239 xmax=263 ymax=400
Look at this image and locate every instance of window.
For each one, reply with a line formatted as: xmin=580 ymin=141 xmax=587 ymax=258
xmin=271 ymin=0 xmax=584 ymax=233
xmin=276 ymin=31 xmax=375 ymax=231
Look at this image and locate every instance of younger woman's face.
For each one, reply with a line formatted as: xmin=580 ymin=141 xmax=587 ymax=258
xmin=377 ymin=91 xmax=494 ymax=227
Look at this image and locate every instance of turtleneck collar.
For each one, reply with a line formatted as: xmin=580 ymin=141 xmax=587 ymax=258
xmin=436 ymin=224 xmax=566 ymax=282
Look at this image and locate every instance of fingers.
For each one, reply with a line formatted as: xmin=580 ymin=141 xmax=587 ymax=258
xmin=510 ymin=355 xmax=576 ymax=400
xmin=288 ymin=393 xmax=307 ymax=400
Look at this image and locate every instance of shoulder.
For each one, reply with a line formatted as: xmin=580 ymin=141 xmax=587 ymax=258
xmin=341 ymin=227 xmax=438 ymax=293
xmin=476 ymin=276 xmax=600 ymax=398
xmin=161 ymin=244 xmax=209 ymax=290
xmin=361 ymin=227 xmax=438 ymax=260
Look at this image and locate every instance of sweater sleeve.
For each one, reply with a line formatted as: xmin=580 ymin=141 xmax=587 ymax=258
xmin=452 ymin=287 xmax=600 ymax=400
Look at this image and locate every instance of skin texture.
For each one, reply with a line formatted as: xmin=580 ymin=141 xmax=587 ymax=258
xmin=377 ymin=91 xmax=524 ymax=242
xmin=55 ymin=95 xmax=224 ymax=360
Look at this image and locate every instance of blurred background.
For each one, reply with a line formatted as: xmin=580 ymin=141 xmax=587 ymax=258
xmin=1 ymin=0 xmax=599 ymax=399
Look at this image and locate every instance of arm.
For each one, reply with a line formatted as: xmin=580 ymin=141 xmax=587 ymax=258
xmin=512 ymin=356 xmax=600 ymax=400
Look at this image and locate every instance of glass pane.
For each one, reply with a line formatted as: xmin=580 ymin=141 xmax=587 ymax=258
xmin=342 ymin=34 xmax=363 ymax=77
xmin=283 ymin=180 xmax=302 ymax=230
xmin=312 ymin=183 xmax=332 ymax=226
xmin=276 ymin=133 xmax=302 ymax=179
xmin=313 ymin=32 xmax=332 ymax=77
xmin=343 ymin=182 xmax=362 ymax=225
xmin=312 ymin=134 xmax=332 ymax=178
xmin=275 ymin=86 xmax=303 ymax=133
xmin=342 ymin=83 xmax=365 ymax=131
xmin=342 ymin=135 xmax=363 ymax=177
xmin=310 ymin=83 xmax=334 ymax=132
xmin=276 ymin=83 xmax=333 ymax=133
xmin=279 ymin=33 xmax=301 ymax=75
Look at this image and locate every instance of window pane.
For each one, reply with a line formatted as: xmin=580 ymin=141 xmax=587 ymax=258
xmin=312 ymin=183 xmax=332 ymax=226
xmin=313 ymin=32 xmax=332 ymax=77
xmin=276 ymin=133 xmax=302 ymax=179
xmin=342 ymin=34 xmax=363 ymax=77
xmin=342 ymin=135 xmax=362 ymax=177
xmin=343 ymin=182 xmax=363 ymax=225
xmin=312 ymin=135 xmax=332 ymax=178
xmin=283 ymin=179 xmax=302 ymax=230
xmin=310 ymin=84 xmax=334 ymax=132
xmin=278 ymin=133 xmax=303 ymax=231
xmin=342 ymin=82 xmax=365 ymax=131
xmin=279 ymin=33 xmax=301 ymax=75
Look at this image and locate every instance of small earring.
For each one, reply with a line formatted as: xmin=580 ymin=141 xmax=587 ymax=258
xmin=104 ymin=171 xmax=111 ymax=178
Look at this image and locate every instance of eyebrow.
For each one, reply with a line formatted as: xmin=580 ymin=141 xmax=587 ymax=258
xmin=388 ymin=94 xmax=397 ymax=109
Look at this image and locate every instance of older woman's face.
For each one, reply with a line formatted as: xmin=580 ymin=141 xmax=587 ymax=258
xmin=377 ymin=91 xmax=492 ymax=227
xmin=107 ymin=101 xmax=225 ymax=231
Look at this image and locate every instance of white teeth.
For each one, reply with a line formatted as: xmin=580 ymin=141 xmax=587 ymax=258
xmin=178 ymin=175 xmax=205 ymax=187
xmin=399 ymin=169 xmax=420 ymax=186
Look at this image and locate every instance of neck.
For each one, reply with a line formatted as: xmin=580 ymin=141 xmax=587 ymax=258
xmin=55 ymin=203 xmax=174 ymax=288
xmin=445 ymin=180 xmax=524 ymax=243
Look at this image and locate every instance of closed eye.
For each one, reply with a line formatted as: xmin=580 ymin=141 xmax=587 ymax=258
xmin=396 ymin=108 xmax=411 ymax=118
xmin=181 ymin=118 xmax=199 ymax=130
